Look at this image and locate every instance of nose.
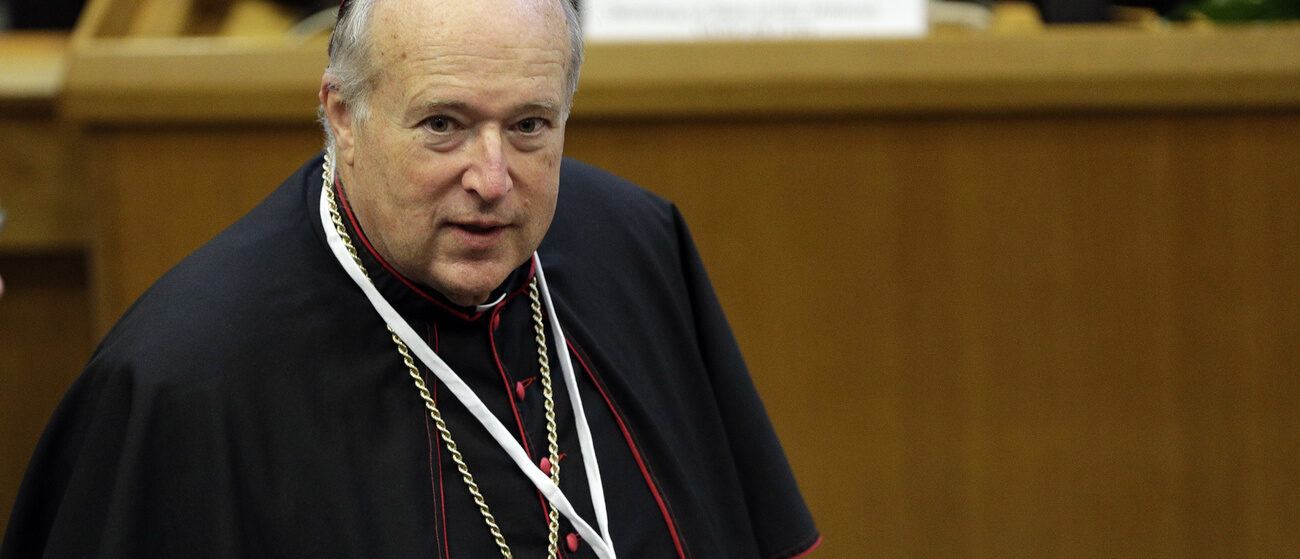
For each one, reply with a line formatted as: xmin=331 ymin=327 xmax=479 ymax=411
xmin=461 ymin=126 xmax=512 ymax=202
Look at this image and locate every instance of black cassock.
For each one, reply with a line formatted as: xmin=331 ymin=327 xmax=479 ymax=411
xmin=2 ymin=155 xmax=819 ymax=558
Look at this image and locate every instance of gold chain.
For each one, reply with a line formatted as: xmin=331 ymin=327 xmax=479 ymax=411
xmin=531 ymin=285 xmax=562 ymax=556
xmin=323 ymin=151 xmax=560 ymax=559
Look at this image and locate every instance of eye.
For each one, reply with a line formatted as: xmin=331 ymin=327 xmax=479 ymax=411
xmin=514 ymin=118 xmax=548 ymax=135
xmin=422 ymin=116 xmax=458 ymax=134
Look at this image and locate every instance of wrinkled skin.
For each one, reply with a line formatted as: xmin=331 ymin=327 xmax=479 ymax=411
xmin=320 ymin=0 xmax=571 ymax=306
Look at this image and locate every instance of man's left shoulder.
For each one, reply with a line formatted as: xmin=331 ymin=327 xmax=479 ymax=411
xmin=544 ymin=158 xmax=695 ymax=316
xmin=551 ymin=158 xmax=682 ymax=250
xmin=557 ymin=158 xmax=674 ymax=219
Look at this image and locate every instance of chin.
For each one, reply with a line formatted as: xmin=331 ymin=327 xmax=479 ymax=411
xmin=429 ymin=260 xmax=521 ymax=305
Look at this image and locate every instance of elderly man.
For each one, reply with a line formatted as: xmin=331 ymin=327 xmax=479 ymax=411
xmin=2 ymin=0 xmax=818 ymax=557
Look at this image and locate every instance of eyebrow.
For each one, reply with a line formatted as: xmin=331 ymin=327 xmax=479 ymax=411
xmin=413 ymin=100 xmax=469 ymax=116
xmin=410 ymin=99 xmax=562 ymax=121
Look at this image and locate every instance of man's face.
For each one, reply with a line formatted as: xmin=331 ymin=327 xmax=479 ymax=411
xmin=324 ymin=0 xmax=570 ymax=306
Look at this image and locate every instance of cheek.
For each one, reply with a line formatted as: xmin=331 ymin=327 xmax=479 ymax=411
xmin=354 ymin=127 xmax=400 ymax=184
xmin=364 ymin=134 xmax=432 ymax=203
xmin=522 ymin=162 xmax=560 ymax=207
xmin=530 ymin=179 xmax=560 ymax=226
xmin=530 ymin=137 xmax=564 ymax=178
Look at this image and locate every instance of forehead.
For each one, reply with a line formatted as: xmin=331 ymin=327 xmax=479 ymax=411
xmin=368 ymin=0 xmax=569 ymax=96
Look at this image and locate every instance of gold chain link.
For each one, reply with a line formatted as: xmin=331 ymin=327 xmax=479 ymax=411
xmin=322 ymin=151 xmax=560 ymax=559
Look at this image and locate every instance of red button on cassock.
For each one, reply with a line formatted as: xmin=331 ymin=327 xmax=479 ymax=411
xmin=566 ymin=533 xmax=581 ymax=552
xmin=515 ymin=381 xmax=526 ymax=401
xmin=539 ymin=457 xmax=552 ymax=476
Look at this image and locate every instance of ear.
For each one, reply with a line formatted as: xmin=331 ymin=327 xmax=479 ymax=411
xmin=319 ymin=74 xmax=357 ymax=166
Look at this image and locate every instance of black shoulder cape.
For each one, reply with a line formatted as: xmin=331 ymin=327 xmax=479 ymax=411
xmin=2 ymin=155 xmax=819 ymax=558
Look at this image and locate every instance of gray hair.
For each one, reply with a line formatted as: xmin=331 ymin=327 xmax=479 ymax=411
xmin=320 ymin=0 xmax=584 ymax=150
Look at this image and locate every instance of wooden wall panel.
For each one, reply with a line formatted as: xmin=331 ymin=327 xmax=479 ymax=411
xmin=562 ymin=111 xmax=1300 ymax=557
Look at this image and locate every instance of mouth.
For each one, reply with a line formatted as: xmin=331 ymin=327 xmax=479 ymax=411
xmin=449 ymin=220 xmax=508 ymax=249
xmin=453 ymin=219 xmax=506 ymax=233
xmin=458 ymin=223 xmax=496 ymax=233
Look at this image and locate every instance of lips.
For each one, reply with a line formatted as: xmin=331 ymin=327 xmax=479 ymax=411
xmin=449 ymin=219 xmax=508 ymax=249
xmin=458 ymin=223 xmax=498 ymax=233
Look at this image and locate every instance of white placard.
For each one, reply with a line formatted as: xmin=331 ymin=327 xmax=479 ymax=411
xmin=582 ymin=0 xmax=928 ymax=42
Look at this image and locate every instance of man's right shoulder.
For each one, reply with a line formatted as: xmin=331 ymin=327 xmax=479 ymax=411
xmin=91 ymin=155 xmax=351 ymax=378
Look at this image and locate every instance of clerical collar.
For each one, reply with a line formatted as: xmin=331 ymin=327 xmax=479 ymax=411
xmin=331 ymin=179 xmax=534 ymax=323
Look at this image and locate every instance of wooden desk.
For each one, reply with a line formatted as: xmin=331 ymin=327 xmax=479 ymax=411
xmin=0 ymin=33 xmax=82 ymax=250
